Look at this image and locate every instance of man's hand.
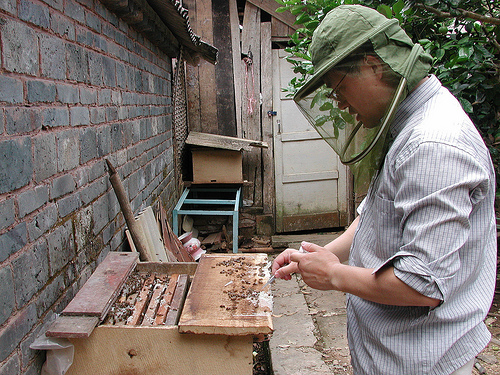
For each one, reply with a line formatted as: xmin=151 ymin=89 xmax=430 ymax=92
xmin=271 ymin=248 xmax=301 ymax=280
xmin=290 ymin=241 xmax=342 ymax=290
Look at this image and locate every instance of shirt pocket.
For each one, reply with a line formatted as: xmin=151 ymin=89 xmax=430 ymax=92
xmin=372 ymin=193 xmax=402 ymax=260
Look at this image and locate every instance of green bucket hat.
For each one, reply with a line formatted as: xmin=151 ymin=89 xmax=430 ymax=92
xmin=295 ymin=5 xmax=432 ymax=101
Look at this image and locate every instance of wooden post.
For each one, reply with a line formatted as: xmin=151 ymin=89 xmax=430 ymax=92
xmin=106 ymin=159 xmax=151 ymax=261
xmin=230 ymin=0 xmax=243 ymax=138
xmin=261 ymin=21 xmax=274 ymax=218
xmin=241 ymin=2 xmax=262 ymax=207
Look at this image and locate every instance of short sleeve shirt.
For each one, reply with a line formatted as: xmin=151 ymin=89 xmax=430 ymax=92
xmin=348 ymin=75 xmax=497 ymax=375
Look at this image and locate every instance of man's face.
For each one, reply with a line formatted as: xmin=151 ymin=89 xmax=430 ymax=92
xmin=322 ymin=56 xmax=396 ymax=129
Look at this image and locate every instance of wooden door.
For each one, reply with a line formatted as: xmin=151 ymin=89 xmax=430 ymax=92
xmin=272 ymin=49 xmax=350 ymax=233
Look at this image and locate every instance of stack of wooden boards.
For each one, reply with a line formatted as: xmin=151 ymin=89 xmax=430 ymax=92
xmin=43 ymin=251 xmax=273 ymax=375
xmin=126 ymin=205 xmax=194 ymax=262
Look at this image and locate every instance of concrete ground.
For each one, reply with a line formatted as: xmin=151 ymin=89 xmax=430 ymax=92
xmin=268 ymin=232 xmax=352 ymax=374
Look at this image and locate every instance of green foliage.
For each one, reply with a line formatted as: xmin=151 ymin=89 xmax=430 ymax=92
xmin=278 ymin=0 xmax=500 ymax=202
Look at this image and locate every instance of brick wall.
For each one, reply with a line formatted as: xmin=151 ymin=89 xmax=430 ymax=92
xmin=0 ymin=0 xmax=175 ymax=372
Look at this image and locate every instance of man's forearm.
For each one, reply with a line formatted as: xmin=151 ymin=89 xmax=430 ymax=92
xmin=331 ymin=263 xmax=441 ymax=307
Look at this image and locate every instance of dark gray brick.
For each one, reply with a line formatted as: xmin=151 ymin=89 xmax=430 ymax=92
xmin=47 ymin=220 xmax=75 ymax=276
xmin=51 ymin=174 xmax=75 ymax=199
xmin=0 ymin=137 xmax=32 ymax=194
xmin=102 ymin=56 xmax=116 ymax=87
xmin=70 ymin=106 xmax=90 ymax=126
xmin=79 ymin=87 xmax=97 ymax=105
xmin=1 ymin=20 xmax=39 ymax=75
xmin=0 ymin=265 xmax=15 ymax=326
xmin=92 ymin=192 xmax=110 ymax=234
xmin=66 ymin=43 xmax=89 ymax=83
xmin=0 ymin=198 xmax=15 ymax=231
xmin=0 ymin=303 xmax=37 ymax=362
xmin=5 ymin=107 xmax=42 ymax=135
xmin=88 ymin=51 xmax=103 ymax=86
xmin=64 ymin=0 xmax=84 ymax=23
xmin=85 ymin=9 xmax=101 ymax=32
xmin=0 ymin=223 xmax=27 ymax=263
xmin=56 ymin=130 xmax=79 ymax=171
xmin=111 ymin=90 xmax=121 ymax=105
xmin=27 ymin=204 xmax=58 ymax=241
xmin=111 ymin=123 xmax=123 ymax=151
xmin=33 ymin=132 xmax=57 ymax=182
xmin=35 ymin=273 xmax=64 ymax=317
xmin=19 ymin=0 xmax=49 ymax=28
xmin=80 ymin=177 xmax=106 ymax=205
xmin=56 ymin=83 xmax=79 ymax=104
xmin=42 ymin=107 xmax=69 ymax=128
xmin=42 ymin=0 xmax=63 ymax=11
xmin=106 ymin=106 xmax=118 ymax=122
xmin=80 ymin=127 xmax=97 ymax=163
xmin=0 ymin=75 xmax=23 ymax=103
xmin=96 ymin=125 xmax=111 ymax=156
xmin=40 ymin=34 xmax=66 ymax=80
xmin=98 ymin=89 xmax=112 ymax=105
xmin=0 ymin=353 xmax=20 ymax=375
xmin=18 ymin=185 xmax=49 ymax=218
xmin=27 ymin=80 xmax=56 ymax=103
xmin=57 ymin=192 xmax=81 ymax=218
xmin=90 ymin=107 xmax=105 ymax=124
xmin=115 ymin=62 xmax=128 ymax=89
xmin=0 ymin=110 xmax=4 ymax=134
xmin=50 ymin=12 xmax=75 ymax=40
xmin=0 ymin=0 xmax=16 ymax=14
xmin=12 ymin=241 xmax=49 ymax=308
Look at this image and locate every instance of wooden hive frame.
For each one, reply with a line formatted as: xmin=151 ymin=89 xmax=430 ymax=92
xmin=46 ymin=252 xmax=272 ymax=375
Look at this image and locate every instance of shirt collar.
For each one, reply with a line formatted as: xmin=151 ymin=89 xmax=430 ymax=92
xmin=390 ymin=74 xmax=442 ymax=139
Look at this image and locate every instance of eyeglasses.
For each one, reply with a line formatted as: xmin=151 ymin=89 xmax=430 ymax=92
xmin=326 ymin=71 xmax=348 ymax=101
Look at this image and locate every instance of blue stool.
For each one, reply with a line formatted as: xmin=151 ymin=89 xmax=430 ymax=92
xmin=172 ymin=186 xmax=242 ymax=253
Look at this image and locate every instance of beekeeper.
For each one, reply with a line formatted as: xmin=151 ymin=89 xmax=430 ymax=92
xmin=272 ymin=5 xmax=496 ymax=375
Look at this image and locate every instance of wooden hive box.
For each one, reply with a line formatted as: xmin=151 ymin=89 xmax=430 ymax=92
xmin=186 ymin=131 xmax=268 ymax=184
xmin=46 ymin=252 xmax=273 ymax=375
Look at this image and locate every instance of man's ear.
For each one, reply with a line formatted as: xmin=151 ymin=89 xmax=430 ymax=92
xmin=364 ymin=54 xmax=384 ymax=78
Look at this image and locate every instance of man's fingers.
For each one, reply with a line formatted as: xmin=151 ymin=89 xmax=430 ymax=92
xmin=274 ymin=262 xmax=298 ymax=280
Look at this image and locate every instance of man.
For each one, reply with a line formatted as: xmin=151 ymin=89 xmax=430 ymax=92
xmin=272 ymin=5 xmax=496 ymax=375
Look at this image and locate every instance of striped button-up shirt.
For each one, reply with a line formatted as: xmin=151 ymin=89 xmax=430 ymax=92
xmin=348 ymin=75 xmax=497 ymax=375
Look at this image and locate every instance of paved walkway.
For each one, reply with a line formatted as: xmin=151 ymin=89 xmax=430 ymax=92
xmin=268 ymin=232 xmax=352 ymax=374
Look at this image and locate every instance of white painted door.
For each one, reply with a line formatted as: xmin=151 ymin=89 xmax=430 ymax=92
xmin=272 ymin=49 xmax=350 ymax=233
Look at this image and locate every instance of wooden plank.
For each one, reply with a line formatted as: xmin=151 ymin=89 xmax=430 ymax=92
xmin=241 ymin=2 xmax=263 ymax=207
xmin=186 ymin=131 xmax=268 ymax=151
xmin=67 ymin=326 xmax=253 ymax=375
xmin=159 ymin=205 xmax=193 ymax=262
xmin=200 ymin=232 xmax=223 ymax=246
xmin=261 ymin=21 xmax=275 ymax=217
xmin=213 ymin=0 xmax=237 ymax=136
xmin=271 ymin=17 xmax=294 ymax=39
xmin=229 ymin=0 xmax=243 ymax=137
xmin=184 ymin=0 xmax=202 ymax=131
xmin=178 ymin=254 xmax=273 ymax=336
xmin=62 ymin=252 xmax=138 ymax=320
xmin=136 ymin=262 xmax=197 ymax=276
xmin=141 ymin=207 xmax=170 ymax=262
xmin=164 ymin=274 xmax=190 ymax=326
xmin=127 ymin=274 xmax=155 ymax=326
xmin=141 ymin=275 xmax=168 ymax=326
xmin=46 ymin=316 xmax=99 ymax=338
xmin=197 ymin=0 xmax=217 ymax=134
xmin=136 ymin=214 xmax=158 ymax=262
xmin=247 ymin=0 xmax=299 ymax=30
xmin=154 ymin=274 xmax=179 ymax=325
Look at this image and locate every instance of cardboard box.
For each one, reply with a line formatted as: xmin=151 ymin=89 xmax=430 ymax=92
xmin=191 ymin=148 xmax=243 ymax=184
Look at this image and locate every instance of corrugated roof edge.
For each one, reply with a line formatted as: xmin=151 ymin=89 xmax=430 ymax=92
xmin=99 ymin=0 xmax=218 ymax=64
